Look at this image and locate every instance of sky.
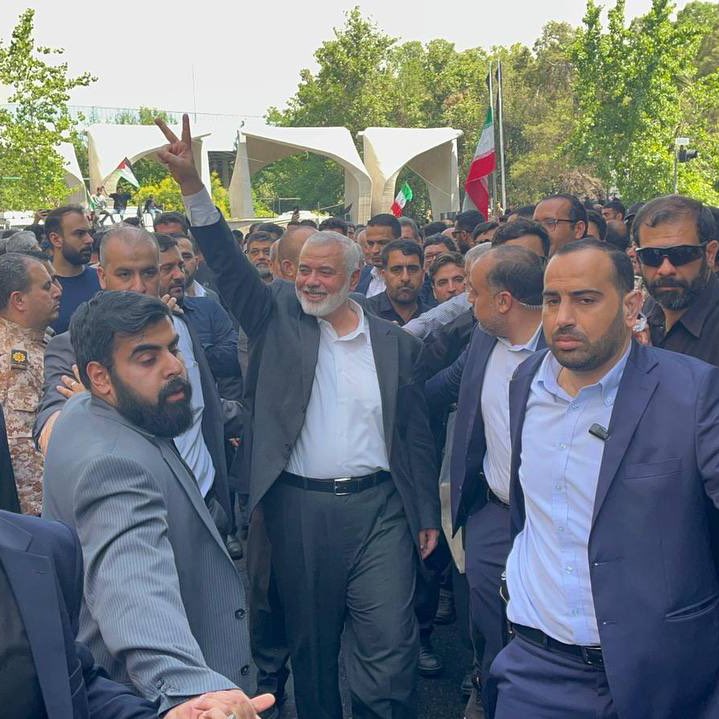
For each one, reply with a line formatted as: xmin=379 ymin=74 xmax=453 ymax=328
xmin=0 ymin=0 xmax=693 ymax=120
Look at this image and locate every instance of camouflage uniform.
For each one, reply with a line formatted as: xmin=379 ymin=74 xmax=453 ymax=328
xmin=0 ymin=316 xmax=47 ymax=514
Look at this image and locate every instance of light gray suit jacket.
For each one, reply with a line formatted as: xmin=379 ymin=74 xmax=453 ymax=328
xmin=42 ymin=393 xmax=251 ymax=714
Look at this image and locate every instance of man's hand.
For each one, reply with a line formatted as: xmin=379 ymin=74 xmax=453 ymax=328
xmin=156 ymin=114 xmax=204 ymax=196
xmin=164 ymin=690 xmax=275 ymax=719
xmin=57 ymin=364 xmax=86 ymax=399
xmin=162 ymin=294 xmax=184 ymax=314
xmin=418 ymin=529 xmax=439 ymax=560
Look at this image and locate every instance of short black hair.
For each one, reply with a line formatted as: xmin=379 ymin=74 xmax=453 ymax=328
xmin=257 ymin=222 xmax=284 ymax=239
xmin=367 ymin=213 xmax=401 ymax=239
xmin=604 ymin=199 xmax=626 ymax=216
xmin=70 ymin=291 xmax=172 ymax=388
xmin=318 ymin=217 xmax=348 ymax=235
xmin=154 ymin=233 xmax=178 ymax=253
xmin=632 ymin=195 xmax=717 ymax=247
xmin=398 ymin=216 xmax=421 ymax=240
xmin=552 ymin=237 xmax=634 ymax=294
xmin=246 ymin=230 xmax=274 ymax=249
xmin=154 ymin=211 xmax=189 ymax=233
xmin=455 ymin=210 xmax=486 ymax=233
xmin=380 ymin=239 xmax=423 ymax=268
xmin=539 ymin=194 xmax=588 ymax=227
xmin=604 ymin=222 xmax=630 ymax=252
xmin=45 ymin=205 xmax=85 ymax=238
xmin=586 ymin=210 xmax=608 ymax=241
xmin=510 ymin=205 xmax=536 ymax=219
xmin=422 ymin=221 xmax=449 ymax=237
xmin=299 ymin=219 xmax=318 ymax=229
xmin=122 ymin=217 xmax=141 ymax=227
xmin=171 ymin=231 xmax=197 ymax=252
xmin=423 ymin=234 xmax=457 ymax=253
xmin=0 ymin=253 xmax=44 ymax=310
xmin=491 ymin=218 xmax=551 ymax=257
xmin=484 ymin=245 xmax=544 ymax=306
xmin=472 ymin=221 xmax=499 ymax=240
xmin=429 ymin=251 xmax=465 ymax=282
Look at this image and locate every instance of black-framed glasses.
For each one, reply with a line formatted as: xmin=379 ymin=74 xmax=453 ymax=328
xmin=536 ymin=218 xmax=576 ymax=230
xmin=635 ymin=244 xmax=706 ymax=267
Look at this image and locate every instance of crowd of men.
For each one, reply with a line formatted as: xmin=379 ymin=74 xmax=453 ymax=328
xmin=1 ymin=112 xmax=719 ymax=719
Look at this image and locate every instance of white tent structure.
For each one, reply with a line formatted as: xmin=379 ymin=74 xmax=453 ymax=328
xmin=360 ymin=127 xmax=463 ymax=218
xmin=57 ymin=142 xmax=87 ymax=205
xmin=229 ymin=125 xmax=373 ymax=223
xmin=86 ymin=124 xmax=211 ymax=195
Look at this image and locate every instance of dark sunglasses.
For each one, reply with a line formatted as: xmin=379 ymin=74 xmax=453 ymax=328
xmin=635 ymin=243 xmax=706 ymax=268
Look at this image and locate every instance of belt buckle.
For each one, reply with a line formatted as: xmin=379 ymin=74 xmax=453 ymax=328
xmin=333 ymin=477 xmax=353 ymax=496
xmin=580 ymin=647 xmax=603 ymax=667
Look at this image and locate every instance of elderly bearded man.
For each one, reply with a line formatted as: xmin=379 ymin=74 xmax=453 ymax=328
xmin=156 ymin=115 xmax=440 ymax=719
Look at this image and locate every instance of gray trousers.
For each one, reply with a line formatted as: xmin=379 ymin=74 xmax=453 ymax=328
xmin=263 ymin=478 xmax=419 ymax=719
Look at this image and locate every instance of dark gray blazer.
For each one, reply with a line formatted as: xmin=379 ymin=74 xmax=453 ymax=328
xmin=42 ymin=393 xmax=251 ymax=714
xmin=34 ymin=314 xmax=234 ymax=522
xmin=191 ymin=216 xmax=441 ymax=548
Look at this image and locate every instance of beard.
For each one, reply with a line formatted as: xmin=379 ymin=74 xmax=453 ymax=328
xmin=111 ymin=372 xmax=193 ymax=438
xmin=296 ymin=275 xmax=351 ymax=317
xmin=62 ymin=243 xmax=91 ymax=266
xmin=647 ymin=260 xmax=709 ymax=311
xmin=549 ymin=305 xmax=628 ymax=373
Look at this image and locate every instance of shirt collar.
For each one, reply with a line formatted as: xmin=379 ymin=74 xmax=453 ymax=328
xmin=370 ymin=266 xmax=383 ymax=280
xmin=537 ymin=339 xmax=631 ymax=406
xmin=496 ymin=322 xmax=543 ymax=353
xmin=317 ymin=299 xmax=369 ymax=342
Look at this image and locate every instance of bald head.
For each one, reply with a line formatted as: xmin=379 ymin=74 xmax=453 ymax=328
xmin=277 ymin=225 xmax=316 ymax=280
xmin=99 ymin=226 xmax=159 ymax=267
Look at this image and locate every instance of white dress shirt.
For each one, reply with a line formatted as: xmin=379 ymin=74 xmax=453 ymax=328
xmin=286 ymin=301 xmax=390 ymax=478
xmin=506 ymin=343 xmax=630 ymax=645
xmin=173 ymin=315 xmax=215 ymax=497
xmin=188 ymin=279 xmax=207 ymax=298
xmin=403 ymin=292 xmax=471 ymax=338
xmin=480 ymin=325 xmax=542 ymax=503
xmin=366 ymin=267 xmax=386 ymax=298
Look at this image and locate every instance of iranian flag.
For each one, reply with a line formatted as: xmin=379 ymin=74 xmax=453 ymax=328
xmin=115 ymin=157 xmax=140 ymax=188
xmin=464 ymin=106 xmax=496 ymax=219
xmin=390 ymin=182 xmax=413 ymax=217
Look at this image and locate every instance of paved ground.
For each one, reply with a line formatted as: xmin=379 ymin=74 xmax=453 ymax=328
xmin=275 ymin=619 xmax=473 ymax=719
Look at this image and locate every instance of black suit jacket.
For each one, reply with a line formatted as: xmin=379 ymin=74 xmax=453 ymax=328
xmin=0 ymin=511 xmax=156 ymax=719
xmin=34 ymin=316 xmax=233 ymax=523
xmin=191 ymin=215 xmax=441 ymax=548
xmin=0 ymin=405 xmax=20 ymax=513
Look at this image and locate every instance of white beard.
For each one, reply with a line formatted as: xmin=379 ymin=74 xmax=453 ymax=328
xmin=296 ymin=276 xmax=351 ymax=317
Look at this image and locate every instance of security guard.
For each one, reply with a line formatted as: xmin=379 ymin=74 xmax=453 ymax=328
xmin=0 ymin=252 xmax=61 ymax=514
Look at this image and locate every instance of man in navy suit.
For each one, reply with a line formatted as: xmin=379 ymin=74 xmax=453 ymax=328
xmin=425 ymin=245 xmax=545 ymax=715
xmin=490 ymin=237 xmax=719 ymax=719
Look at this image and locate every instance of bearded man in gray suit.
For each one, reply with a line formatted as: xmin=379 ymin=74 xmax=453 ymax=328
xmin=42 ymin=291 xmax=273 ymax=719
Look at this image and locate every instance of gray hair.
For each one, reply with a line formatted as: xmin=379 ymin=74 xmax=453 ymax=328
xmin=0 ymin=252 xmax=43 ymax=310
xmin=464 ymin=242 xmax=492 ymax=271
xmin=5 ymin=231 xmax=41 ymax=253
xmin=302 ymin=230 xmax=362 ymax=274
xmin=98 ymin=225 xmax=159 ymax=266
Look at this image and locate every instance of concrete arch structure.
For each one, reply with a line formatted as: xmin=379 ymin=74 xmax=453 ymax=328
xmin=57 ymin=142 xmax=87 ymax=205
xmin=86 ymin=124 xmax=211 ymax=195
xmin=360 ymin=127 xmax=463 ymax=219
xmin=229 ymin=125 xmax=372 ymax=223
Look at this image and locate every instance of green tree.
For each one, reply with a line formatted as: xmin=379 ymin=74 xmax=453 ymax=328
xmin=0 ymin=9 xmax=94 ymax=210
xmin=133 ymin=171 xmax=230 ymax=217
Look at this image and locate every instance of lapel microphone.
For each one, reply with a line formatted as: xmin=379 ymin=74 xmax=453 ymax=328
xmin=589 ymin=423 xmax=609 ymax=441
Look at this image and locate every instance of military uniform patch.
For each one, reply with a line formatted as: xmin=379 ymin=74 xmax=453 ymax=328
xmin=10 ymin=348 xmax=29 ymax=370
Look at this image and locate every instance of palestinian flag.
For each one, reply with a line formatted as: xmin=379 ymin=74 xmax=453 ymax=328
xmin=464 ymin=107 xmax=496 ymax=219
xmin=390 ymin=182 xmax=413 ymax=217
xmin=115 ymin=157 xmax=140 ymax=188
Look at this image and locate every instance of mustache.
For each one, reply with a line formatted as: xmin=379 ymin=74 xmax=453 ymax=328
xmin=649 ymin=277 xmax=688 ymax=290
xmin=552 ymin=328 xmax=588 ymax=343
xmin=158 ymin=376 xmax=191 ymax=404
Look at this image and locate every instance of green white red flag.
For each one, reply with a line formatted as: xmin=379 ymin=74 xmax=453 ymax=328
xmin=390 ymin=182 xmax=413 ymax=217
xmin=464 ymin=107 xmax=496 ymax=219
xmin=115 ymin=157 xmax=140 ymax=188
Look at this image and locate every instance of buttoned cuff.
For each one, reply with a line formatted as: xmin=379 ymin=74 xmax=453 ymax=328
xmin=182 ymin=188 xmax=220 ymax=227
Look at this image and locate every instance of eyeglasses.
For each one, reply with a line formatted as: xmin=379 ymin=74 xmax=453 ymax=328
xmin=536 ymin=218 xmax=576 ymax=230
xmin=635 ymin=244 xmax=706 ymax=268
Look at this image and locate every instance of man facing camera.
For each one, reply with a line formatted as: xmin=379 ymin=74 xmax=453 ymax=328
xmin=42 ymin=292 xmax=270 ymax=718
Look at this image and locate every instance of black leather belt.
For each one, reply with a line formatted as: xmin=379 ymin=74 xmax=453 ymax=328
xmin=486 ymin=486 xmax=510 ymax=509
xmin=511 ymin=623 xmax=604 ymax=668
xmin=280 ymin=470 xmax=391 ymax=496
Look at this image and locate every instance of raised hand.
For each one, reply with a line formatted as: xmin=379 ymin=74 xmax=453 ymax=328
xmin=155 ymin=113 xmax=204 ymax=196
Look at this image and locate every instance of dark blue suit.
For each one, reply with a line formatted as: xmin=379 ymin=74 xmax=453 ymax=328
xmin=355 ymin=264 xmax=373 ymax=295
xmin=0 ymin=511 xmax=157 ymax=719
xmin=502 ymin=342 xmax=719 ymax=719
